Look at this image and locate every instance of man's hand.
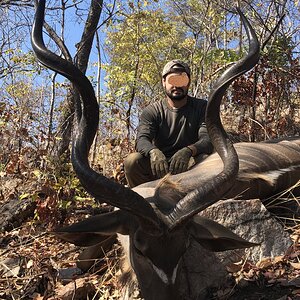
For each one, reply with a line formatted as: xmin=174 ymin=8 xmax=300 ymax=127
xmin=149 ymin=148 xmax=169 ymax=178
xmin=169 ymin=147 xmax=192 ymax=174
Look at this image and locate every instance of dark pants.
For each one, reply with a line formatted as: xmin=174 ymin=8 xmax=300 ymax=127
xmin=124 ymin=153 xmax=156 ymax=188
xmin=124 ymin=152 xmax=207 ymax=188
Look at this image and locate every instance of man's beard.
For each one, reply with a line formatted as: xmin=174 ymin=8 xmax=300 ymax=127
xmin=165 ymin=87 xmax=187 ymax=101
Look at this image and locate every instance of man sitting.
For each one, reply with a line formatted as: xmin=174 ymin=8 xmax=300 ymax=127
xmin=124 ymin=60 xmax=213 ymax=188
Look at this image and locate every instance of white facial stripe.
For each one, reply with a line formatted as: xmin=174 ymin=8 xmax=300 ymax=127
xmin=151 ymin=262 xmax=179 ymax=285
xmin=171 ymin=263 xmax=179 ymax=284
xmin=152 ymin=264 xmax=168 ymax=284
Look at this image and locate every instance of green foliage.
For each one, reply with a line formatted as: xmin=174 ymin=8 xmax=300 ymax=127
xmin=264 ymin=36 xmax=296 ymax=68
xmin=100 ymin=0 xmax=300 ymax=143
xmin=104 ymin=8 xmax=181 ymax=95
xmin=205 ymin=49 xmax=240 ymax=66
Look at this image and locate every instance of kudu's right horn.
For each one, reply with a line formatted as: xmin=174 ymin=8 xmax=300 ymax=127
xmin=166 ymin=8 xmax=260 ymax=229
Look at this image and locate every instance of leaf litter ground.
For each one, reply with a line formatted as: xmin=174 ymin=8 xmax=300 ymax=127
xmin=1 ymin=179 xmax=300 ymax=299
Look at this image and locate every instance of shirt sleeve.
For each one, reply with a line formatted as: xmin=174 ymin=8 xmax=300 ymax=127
xmin=135 ymin=106 xmax=158 ymax=156
xmin=193 ymin=122 xmax=214 ymax=155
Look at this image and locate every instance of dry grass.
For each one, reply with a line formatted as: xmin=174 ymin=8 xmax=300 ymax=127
xmin=264 ymin=180 xmax=300 ymax=230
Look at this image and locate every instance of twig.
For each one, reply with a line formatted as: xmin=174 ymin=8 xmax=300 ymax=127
xmin=261 ymin=13 xmax=286 ymax=51
xmin=0 ymin=232 xmax=47 ymax=258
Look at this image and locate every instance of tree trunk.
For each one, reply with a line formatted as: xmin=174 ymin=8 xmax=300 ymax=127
xmin=91 ymin=31 xmax=102 ymax=166
xmin=55 ymin=0 xmax=103 ymax=159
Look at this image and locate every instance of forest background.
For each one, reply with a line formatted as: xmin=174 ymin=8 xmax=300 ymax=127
xmin=0 ymin=0 xmax=300 ymax=213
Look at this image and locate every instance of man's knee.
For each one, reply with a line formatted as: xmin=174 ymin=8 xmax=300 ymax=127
xmin=124 ymin=152 xmax=145 ymax=173
xmin=124 ymin=152 xmax=153 ymax=187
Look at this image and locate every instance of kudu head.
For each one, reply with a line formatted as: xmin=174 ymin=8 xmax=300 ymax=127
xmin=31 ymin=1 xmax=259 ymax=299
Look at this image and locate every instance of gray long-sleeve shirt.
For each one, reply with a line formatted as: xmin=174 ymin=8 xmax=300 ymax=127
xmin=136 ymin=96 xmax=213 ymax=158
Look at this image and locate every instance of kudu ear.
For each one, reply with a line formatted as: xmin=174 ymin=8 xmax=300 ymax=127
xmin=76 ymin=235 xmax=117 ymax=271
xmin=189 ymin=215 xmax=259 ymax=251
xmin=52 ymin=210 xmax=133 ymax=247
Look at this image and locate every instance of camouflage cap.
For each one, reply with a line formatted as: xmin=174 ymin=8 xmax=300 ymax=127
xmin=162 ymin=60 xmax=191 ymax=77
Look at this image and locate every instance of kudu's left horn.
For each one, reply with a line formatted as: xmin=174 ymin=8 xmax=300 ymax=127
xmin=31 ymin=0 xmax=161 ymax=233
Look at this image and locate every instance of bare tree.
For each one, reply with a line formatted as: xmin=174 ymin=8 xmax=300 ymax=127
xmin=53 ymin=0 xmax=103 ymax=158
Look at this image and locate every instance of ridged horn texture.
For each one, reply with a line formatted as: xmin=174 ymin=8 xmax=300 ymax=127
xmin=166 ymin=8 xmax=260 ymax=230
xmin=31 ymin=0 xmax=161 ymax=233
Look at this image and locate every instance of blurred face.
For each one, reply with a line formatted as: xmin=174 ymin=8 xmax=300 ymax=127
xmin=163 ymin=72 xmax=190 ymax=101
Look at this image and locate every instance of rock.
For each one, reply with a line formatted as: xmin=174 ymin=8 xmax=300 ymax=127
xmin=57 ymin=267 xmax=82 ymax=282
xmin=180 ymin=240 xmax=229 ymax=300
xmin=0 ymin=197 xmax=36 ymax=232
xmin=200 ymin=198 xmax=292 ymax=263
xmin=177 ymin=198 xmax=292 ymax=299
xmin=50 ymin=278 xmax=96 ymax=300
xmin=0 ymin=257 xmax=21 ymax=277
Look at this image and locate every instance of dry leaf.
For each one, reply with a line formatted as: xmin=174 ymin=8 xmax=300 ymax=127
xmin=263 ymin=271 xmax=275 ymax=279
xmin=274 ymin=256 xmax=285 ymax=263
xmin=256 ymin=258 xmax=272 ymax=269
xmin=26 ymin=259 xmax=33 ymax=269
xmin=289 ymin=251 xmax=300 ymax=259
xmin=226 ymin=263 xmax=243 ymax=273
xmin=291 ymin=262 xmax=300 ymax=269
xmin=32 ymin=293 xmax=44 ymax=300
